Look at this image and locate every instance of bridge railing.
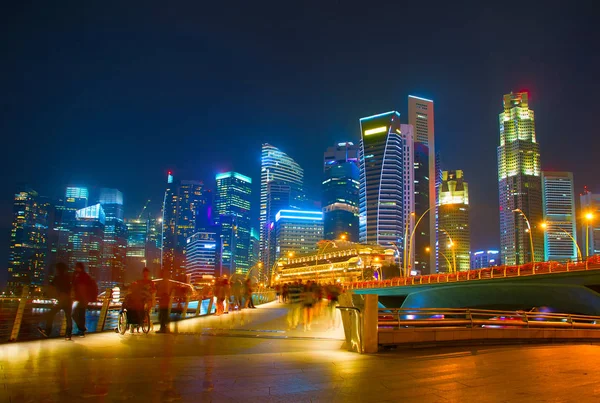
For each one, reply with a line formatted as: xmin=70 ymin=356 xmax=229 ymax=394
xmin=345 ymin=255 xmax=600 ymax=290
xmin=378 ymin=307 xmax=600 ymax=330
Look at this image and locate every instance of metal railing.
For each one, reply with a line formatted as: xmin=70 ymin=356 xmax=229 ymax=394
xmin=378 ymin=308 xmax=600 ymax=330
xmin=346 ymin=256 xmax=600 ymax=290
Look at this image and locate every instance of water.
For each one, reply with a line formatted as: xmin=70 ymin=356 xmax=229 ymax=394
xmin=0 ymin=299 xmax=215 ymax=342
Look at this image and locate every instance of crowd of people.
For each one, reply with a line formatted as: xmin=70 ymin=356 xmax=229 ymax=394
xmin=213 ymin=276 xmax=257 ymax=315
xmin=275 ymin=281 xmax=342 ymax=332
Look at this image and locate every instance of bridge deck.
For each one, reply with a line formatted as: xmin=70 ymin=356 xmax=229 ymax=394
xmin=1 ymin=302 xmax=599 ymax=402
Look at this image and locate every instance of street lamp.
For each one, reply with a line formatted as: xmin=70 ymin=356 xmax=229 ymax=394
xmin=541 ymin=222 xmax=582 ymax=262
xmin=439 ymin=250 xmax=453 ymax=273
xmin=439 ymin=228 xmax=457 ymax=273
xmin=513 ymin=208 xmax=535 ymax=267
xmin=585 ymin=213 xmax=594 ymax=259
xmin=405 ymin=207 xmax=432 ymax=278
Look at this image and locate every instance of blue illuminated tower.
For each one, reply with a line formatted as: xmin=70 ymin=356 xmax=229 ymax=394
xmin=274 ymin=210 xmax=324 ymax=260
xmin=98 ymin=188 xmax=127 ymax=287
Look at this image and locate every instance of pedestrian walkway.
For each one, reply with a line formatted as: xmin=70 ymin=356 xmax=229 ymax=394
xmin=1 ymin=301 xmax=599 ymax=402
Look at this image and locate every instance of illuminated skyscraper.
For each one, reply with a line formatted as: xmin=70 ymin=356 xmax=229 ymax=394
xmin=260 ymin=144 xmax=304 ymax=279
xmin=70 ymin=203 xmax=105 ymax=285
xmin=161 ymin=172 xmax=204 ymax=281
xmin=6 ymin=187 xmax=49 ymax=293
xmin=275 ymin=210 xmax=323 ymax=260
xmin=541 ymin=172 xmax=577 ymax=262
xmin=408 ymin=96 xmax=436 ymax=274
xmin=580 ymin=188 xmax=600 ymax=257
xmin=471 ymin=250 xmax=501 ymax=269
xmin=126 ymin=218 xmax=148 ymax=281
xmin=438 ymin=170 xmax=470 ymax=272
xmin=498 ymin=92 xmax=543 ymax=265
xmin=98 ymin=188 xmax=127 ymax=287
xmin=359 ymin=111 xmax=414 ymax=264
xmin=215 ymin=172 xmax=252 ymax=275
xmin=185 ymin=232 xmax=217 ymax=282
xmin=322 ymin=142 xmax=360 ymax=242
xmin=53 ymin=186 xmax=89 ymax=268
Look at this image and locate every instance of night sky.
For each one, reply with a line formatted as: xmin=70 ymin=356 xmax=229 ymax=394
xmin=1 ymin=2 xmax=598 ymax=285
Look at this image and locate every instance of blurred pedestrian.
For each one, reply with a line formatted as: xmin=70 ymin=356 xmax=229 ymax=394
xmin=327 ymin=282 xmax=342 ymax=329
xmin=244 ymin=278 xmax=256 ymax=309
xmin=38 ymin=262 xmax=73 ymax=340
xmin=303 ymin=280 xmax=316 ymax=331
xmin=156 ymin=268 xmax=172 ymax=333
xmin=72 ymin=262 xmax=97 ymax=337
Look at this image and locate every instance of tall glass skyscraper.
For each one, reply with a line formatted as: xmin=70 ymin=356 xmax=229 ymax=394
xmin=260 ymin=144 xmax=304 ymax=279
xmin=498 ymin=92 xmax=543 ymax=265
xmin=215 ymin=172 xmax=252 ymax=275
xmin=274 ymin=210 xmax=324 ymax=259
xmin=542 ymin=171 xmax=577 ymax=262
xmin=408 ymin=96 xmax=436 ymax=274
xmin=185 ymin=232 xmax=217 ymax=282
xmin=99 ymin=188 xmax=127 ymax=287
xmin=359 ymin=111 xmax=414 ymax=259
xmin=322 ymin=142 xmax=360 ymax=242
xmin=438 ymin=170 xmax=470 ymax=272
xmin=6 ymin=187 xmax=49 ymax=293
xmin=161 ymin=172 xmax=204 ymax=281
xmin=70 ymin=203 xmax=105 ymax=286
xmin=53 ymin=186 xmax=89 ymax=269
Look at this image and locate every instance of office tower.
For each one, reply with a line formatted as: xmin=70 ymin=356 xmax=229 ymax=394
xmin=65 ymin=187 xmax=89 ymax=210
xmin=98 ymin=188 xmax=127 ymax=287
xmin=274 ymin=209 xmax=324 ymax=260
xmin=196 ymin=188 xmax=215 ymax=231
xmin=6 ymin=188 xmax=49 ymax=293
xmin=126 ymin=218 xmax=148 ymax=282
xmin=214 ymin=172 xmax=252 ymax=275
xmin=438 ymin=170 xmax=470 ymax=272
xmin=497 ymin=92 xmax=543 ymax=265
xmin=161 ymin=172 xmax=204 ymax=281
xmin=580 ymin=188 xmax=600 ymax=257
xmin=145 ymin=216 xmax=162 ymax=278
xmin=471 ymin=250 xmax=501 ymax=269
xmin=185 ymin=232 xmax=217 ymax=283
xmin=53 ymin=186 xmax=89 ymax=268
xmin=260 ymin=144 xmax=304 ymax=279
xmin=408 ymin=96 xmax=436 ymax=274
xmin=541 ymin=172 xmax=577 ymax=262
xmin=359 ymin=111 xmax=414 ymax=266
xmin=249 ymin=227 xmax=260 ymax=268
xmin=322 ymin=142 xmax=360 ymax=242
xmin=69 ymin=203 xmax=105 ymax=286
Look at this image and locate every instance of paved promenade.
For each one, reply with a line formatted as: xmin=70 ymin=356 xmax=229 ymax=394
xmin=1 ymin=302 xmax=599 ymax=402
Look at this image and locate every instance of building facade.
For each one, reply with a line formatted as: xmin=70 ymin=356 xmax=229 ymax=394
xmin=98 ymin=188 xmax=127 ymax=287
xmin=359 ymin=111 xmax=414 ymax=268
xmin=497 ymin=92 xmax=543 ymax=266
xmin=6 ymin=188 xmax=49 ymax=293
xmin=274 ymin=210 xmax=323 ymax=260
xmin=69 ymin=203 xmax=105 ymax=285
xmin=214 ymin=172 xmax=252 ymax=276
xmin=185 ymin=232 xmax=217 ymax=283
xmin=471 ymin=250 xmax=501 ymax=269
xmin=541 ymin=172 xmax=578 ymax=262
xmin=438 ymin=170 xmax=470 ymax=272
xmin=408 ymin=96 xmax=436 ymax=274
xmin=161 ymin=172 xmax=204 ymax=281
xmin=580 ymin=188 xmax=600 ymax=257
xmin=126 ymin=218 xmax=148 ymax=282
xmin=260 ymin=144 xmax=304 ymax=279
xmin=322 ymin=142 xmax=360 ymax=242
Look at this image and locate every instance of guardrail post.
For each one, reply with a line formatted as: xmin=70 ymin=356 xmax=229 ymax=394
xmin=466 ymin=309 xmax=473 ymax=328
xmin=96 ymin=288 xmax=113 ymax=332
xmin=503 ymin=267 xmax=507 ymax=277
xmin=9 ymin=286 xmax=29 ymax=342
xmin=363 ymin=294 xmax=378 ymax=354
xmin=181 ymin=294 xmax=190 ymax=318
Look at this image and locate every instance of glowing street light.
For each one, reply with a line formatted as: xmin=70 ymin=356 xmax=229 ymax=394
xmin=439 ymin=228 xmax=457 ymax=273
xmin=541 ymin=222 xmax=582 ymax=261
xmin=513 ymin=208 xmax=535 ymax=267
xmin=585 ymin=213 xmax=594 ymax=258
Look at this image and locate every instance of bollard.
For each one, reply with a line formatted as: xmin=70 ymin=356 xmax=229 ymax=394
xmin=96 ymin=288 xmax=113 ymax=333
xmin=9 ymin=286 xmax=29 ymax=342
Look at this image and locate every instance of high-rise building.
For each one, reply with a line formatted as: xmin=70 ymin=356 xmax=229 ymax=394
xmin=249 ymin=227 xmax=260 ymax=268
xmin=185 ymin=232 xmax=217 ymax=283
xmin=70 ymin=203 xmax=105 ymax=286
xmin=98 ymin=188 xmax=127 ymax=287
xmin=161 ymin=172 xmax=204 ymax=281
xmin=580 ymin=188 xmax=600 ymax=257
xmin=471 ymin=250 xmax=501 ymax=269
xmin=541 ymin=172 xmax=577 ymax=262
xmin=408 ymin=96 xmax=436 ymax=274
xmin=438 ymin=170 xmax=470 ymax=272
xmin=497 ymin=92 xmax=543 ymax=265
xmin=53 ymin=187 xmax=89 ymax=269
xmin=274 ymin=209 xmax=323 ymax=259
xmin=322 ymin=142 xmax=360 ymax=242
xmin=359 ymin=111 xmax=414 ymax=265
xmin=126 ymin=218 xmax=148 ymax=282
xmin=214 ymin=172 xmax=252 ymax=276
xmin=6 ymin=188 xmax=49 ymax=293
xmin=260 ymin=144 xmax=304 ymax=279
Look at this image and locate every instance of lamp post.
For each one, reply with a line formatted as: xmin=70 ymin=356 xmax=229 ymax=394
xmin=513 ymin=208 xmax=535 ymax=267
xmin=403 ymin=213 xmax=414 ymax=278
xmin=585 ymin=213 xmax=594 ymax=259
xmin=438 ymin=251 xmax=453 ymax=273
xmin=439 ymin=228 xmax=456 ymax=273
xmin=541 ymin=222 xmax=582 ymax=262
xmin=406 ymin=207 xmax=432 ymax=278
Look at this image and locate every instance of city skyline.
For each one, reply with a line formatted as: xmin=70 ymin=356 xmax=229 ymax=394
xmin=1 ymin=3 xmax=599 ymax=287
